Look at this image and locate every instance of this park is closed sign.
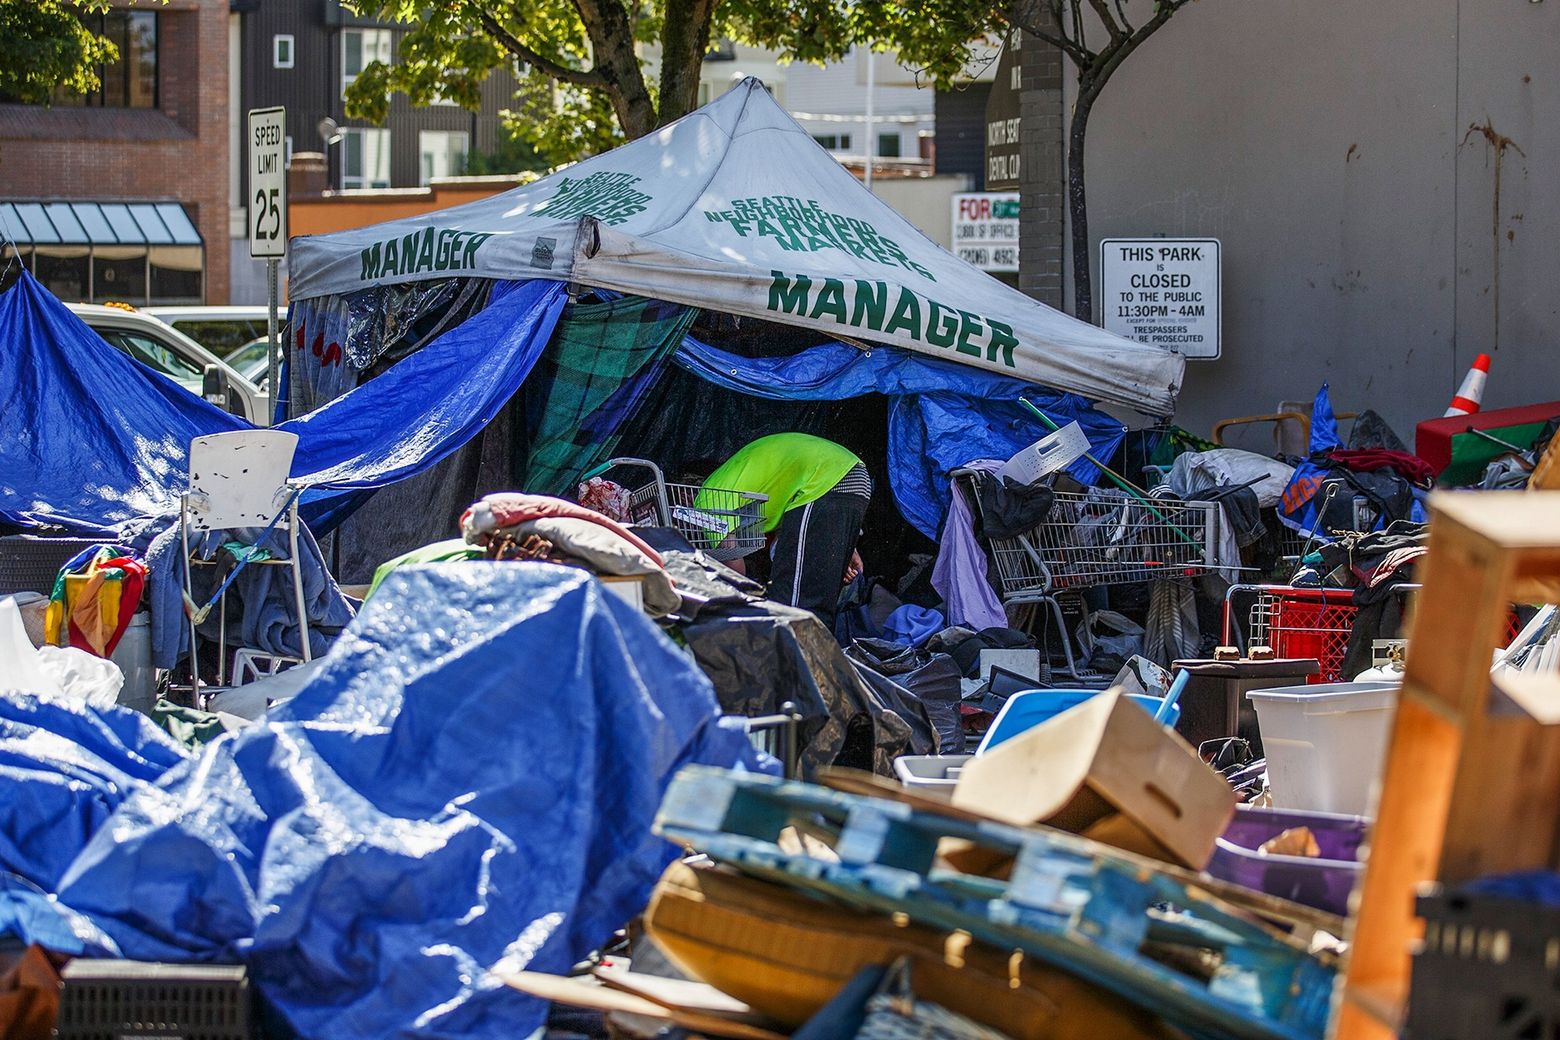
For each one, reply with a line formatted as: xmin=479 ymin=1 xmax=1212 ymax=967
xmin=1100 ymin=238 xmax=1221 ymax=359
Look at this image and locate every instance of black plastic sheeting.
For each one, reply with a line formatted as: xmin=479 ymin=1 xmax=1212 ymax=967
xmin=678 ymin=597 xmax=935 ymax=777
xmin=846 ymin=638 xmax=963 ymax=755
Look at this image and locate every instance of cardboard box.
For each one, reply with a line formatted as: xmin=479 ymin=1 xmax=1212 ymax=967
xmin=951 ymin=688 xmax=1236 ymax=869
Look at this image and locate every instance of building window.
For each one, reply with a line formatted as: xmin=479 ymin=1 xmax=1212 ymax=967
xmin=273 ymin=34 xmax=295 ymax=69
xmin=877 ymin=133 xmax=901 ymax=158
xmin=51 ymin=11 xmax=158 ymax=108
xmin=418 ymin=130 xmax=468 ymax=185
xmin=813 ymin=133 xmax=852 ymax=152
xmin=340 ymin=127 xmax=391 ymax=189
xmin=342 ymin=28 xmax=393 ymax=97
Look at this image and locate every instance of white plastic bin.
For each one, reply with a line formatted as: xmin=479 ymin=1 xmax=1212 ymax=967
xmin=892 ymin=754 xmax=973 ymax=796
xmin=1246 ymin=681 xmax=1399 ymax=816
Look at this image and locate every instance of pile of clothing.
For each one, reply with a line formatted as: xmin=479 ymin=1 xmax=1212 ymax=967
xmin=1305 ymin=520 xmax=1428 ymax=679
xmin=460 ymin=492 xmax=680 ymax=615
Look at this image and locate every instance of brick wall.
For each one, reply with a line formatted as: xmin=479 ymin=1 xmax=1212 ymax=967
xmin=0 ymin=0 xmax=230 ymax=302
xmin=1018 ymin=11 xmax=1066 ymax=312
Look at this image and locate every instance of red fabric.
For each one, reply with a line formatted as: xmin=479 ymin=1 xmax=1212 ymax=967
xmin=66 ymin=556 xmax=146 ymax=658
xmin=1327 ymin=448 xmax=1436 ymax=488
xmin=461 ymin=494 xmax=665 ymax=567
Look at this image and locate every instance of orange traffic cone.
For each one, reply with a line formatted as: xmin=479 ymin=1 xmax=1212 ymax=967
xmin=1444 ymin=353 xmax=1490 ymax=417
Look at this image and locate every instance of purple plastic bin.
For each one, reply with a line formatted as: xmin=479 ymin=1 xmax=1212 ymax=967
xmin=1206 ymin=805 xmax=1369 ymax=917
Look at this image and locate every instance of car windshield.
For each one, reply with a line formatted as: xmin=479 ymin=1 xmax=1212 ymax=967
xmin=100 ymin=329 xmax=205 ymax=392
xmin=166 ymin=318 xmax=272 ymax=359
xmin=229 ymin=338 xmax=271 ymax=387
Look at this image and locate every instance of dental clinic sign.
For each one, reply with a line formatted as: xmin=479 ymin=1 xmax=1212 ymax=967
xmin=1100 ymin=238 xmax=1221 ymax=360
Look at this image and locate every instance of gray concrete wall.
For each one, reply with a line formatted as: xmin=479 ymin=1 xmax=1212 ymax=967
xmin=1059 ymin=0 xmax=1559 ymax=441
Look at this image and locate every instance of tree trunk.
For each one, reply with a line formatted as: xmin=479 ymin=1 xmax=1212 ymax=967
xmin=1067 ymin=88 xmax=1095 ymax=321
xmin=657 ymin=0 xmax=717 ymax=126
xmin=574 ymin=0 xmax=658 ymax=137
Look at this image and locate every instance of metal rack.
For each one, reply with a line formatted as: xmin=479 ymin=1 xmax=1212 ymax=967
xmin=586 ymin=457 xmax=768 ymax=563
xmin=954 ymin=471 xmax=1223 ymax=678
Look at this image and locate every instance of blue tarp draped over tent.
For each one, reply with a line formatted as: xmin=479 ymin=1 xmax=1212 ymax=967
xmin=0 ymin=272 xmax=567 ymax=535
xmin=0 ymin=565 xmax=765 ymax=1039
xmin=673 ymin=336 xmax=1126 ymax=538
xmin=0 ymin=272 xmax=249 ymax=533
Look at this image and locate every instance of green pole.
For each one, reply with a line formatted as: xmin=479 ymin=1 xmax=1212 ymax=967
xmin=1017 ymin=397 xmax=1203 ymax=552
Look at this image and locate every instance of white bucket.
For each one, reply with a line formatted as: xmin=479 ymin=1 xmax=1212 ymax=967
xmin=1246 ymin=681 xmax=1400 ymax=816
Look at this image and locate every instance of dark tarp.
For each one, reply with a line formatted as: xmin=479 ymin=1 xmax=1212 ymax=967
xmin=678 ymin=597 xmax=934 ymax=776
xmin=0 ymin=564 xmax=764 ymax=1039
xmin=671 ymin=335 xmax=1125 ymax=538
xmin=0 ymin=271 xmax=567 ymax=536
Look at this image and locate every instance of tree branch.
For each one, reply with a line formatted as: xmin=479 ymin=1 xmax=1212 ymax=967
xmin=1111 ymin=0 xmax=1133 ymax=35
xmin=1005 ymin=0 xmax=1087 ymax=65
xmin=1096 ymin=4 xmax=1175 ymax=86
xmin=1084 ymin=0 xmax=1125 ymax=46
xmin=473 ymin=6 xmax=605 ymax=88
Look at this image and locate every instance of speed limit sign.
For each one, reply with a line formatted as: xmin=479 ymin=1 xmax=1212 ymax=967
xmin=247 ymin=107 xmax=287 ymax=259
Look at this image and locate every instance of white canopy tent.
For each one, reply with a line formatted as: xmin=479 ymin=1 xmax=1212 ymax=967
xmin=289 ymin=79 xmax=1184 ymax=415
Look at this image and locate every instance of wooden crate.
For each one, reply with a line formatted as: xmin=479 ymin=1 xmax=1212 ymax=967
xmin=1335 ymin=491 xmax=1560 ymax=1040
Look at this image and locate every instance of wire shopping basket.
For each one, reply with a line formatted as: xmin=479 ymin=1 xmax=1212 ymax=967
xmin=585 ymin=458 xmax=767 ymax=563
xmin=983 ymin=488 xmax=1222 ymax=596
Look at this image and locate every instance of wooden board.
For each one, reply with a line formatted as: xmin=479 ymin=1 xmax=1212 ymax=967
xmin=593 ymin=966 xmax=756 ymax=1016
xmin=819 ymin=767 xmax=1346 ymax=939
xmin=495 ymin=971 xmax=787 ymax=1040
xmin=1335 ymin=491 xmax=1560 ymax=1039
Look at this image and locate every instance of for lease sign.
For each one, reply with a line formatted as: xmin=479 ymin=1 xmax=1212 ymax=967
xmin=1100 ymin=238 xmax=1221 ymax=359
xmin=952 ymin=193 xmax=1019 ymax=272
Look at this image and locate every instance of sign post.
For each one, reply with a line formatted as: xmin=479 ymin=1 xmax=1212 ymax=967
xmin=951 ymin=192 xmax=1020 ymax=272
xmin=247 ymin=106 xmax=287 ymax=418
xmin=1099 ymin=238 xmax=1221 ymax=360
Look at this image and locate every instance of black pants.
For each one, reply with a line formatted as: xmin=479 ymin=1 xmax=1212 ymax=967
xmin=768 ymin=488 xmax=868 ymax=630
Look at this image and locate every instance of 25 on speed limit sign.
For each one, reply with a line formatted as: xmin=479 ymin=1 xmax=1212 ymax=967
xmin=248 ymin=107 xmax=287 ymax=258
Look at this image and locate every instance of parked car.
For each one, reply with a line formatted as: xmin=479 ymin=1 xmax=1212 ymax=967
xmin=140 ymin=305 xmax=278 ymax=360
xmin=226 ymin=336 xmax=274 ymax=388
xmin=69 ymin=304 xmax=271 ymax=425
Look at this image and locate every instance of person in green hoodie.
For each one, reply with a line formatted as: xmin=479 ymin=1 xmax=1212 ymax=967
xmin=699 ymin=432 xmax=870 ymax=628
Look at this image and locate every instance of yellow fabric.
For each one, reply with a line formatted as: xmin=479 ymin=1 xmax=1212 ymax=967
xmin=67 ymin=571 xmax=119 ymax=657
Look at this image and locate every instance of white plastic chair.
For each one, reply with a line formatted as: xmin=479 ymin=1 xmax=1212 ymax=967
xmin=180 ymin=430 xmax=310 ymax=690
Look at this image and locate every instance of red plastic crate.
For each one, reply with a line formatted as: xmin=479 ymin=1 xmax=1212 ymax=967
xmin=1240 ymin=588 xmax=1523 ymax=684
xmin=1252 ymin=589 xmax=1358 ymax=683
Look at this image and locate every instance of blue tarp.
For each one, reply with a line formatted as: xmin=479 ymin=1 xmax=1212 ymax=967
xmin=0 ymin=564 xmax=765 ymax=1038
xmin=0 ymin=271 xmax=567 ymax=535
xmin=674 ymin=336 xmax=1126 ymax=538
xmin=0 ymin=272 xmax=249 ymax=534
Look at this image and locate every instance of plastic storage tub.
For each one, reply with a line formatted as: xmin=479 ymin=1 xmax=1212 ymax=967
xmin=976 ymin=689 xmax=1182 ymax=755
xmin=1246 ymin=681 xmax=1399 ymax=815
xmin=1206 ymin=805 xmax=1368 ymax=916
xmin=893 ymin=754 xmax=973 ymax=794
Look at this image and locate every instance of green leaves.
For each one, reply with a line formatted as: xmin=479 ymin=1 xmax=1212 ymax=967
xmin=0 ymin=0 xmax=135 ymax=106
xmin=337 ymin=0 xmax=1006 ymax=163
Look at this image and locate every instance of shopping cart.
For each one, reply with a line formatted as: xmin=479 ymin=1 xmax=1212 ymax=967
xmin=584 ymin=457 xmax=768 ymax=563
xmin=953 ymin=471 xmax=1224 ymax=678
